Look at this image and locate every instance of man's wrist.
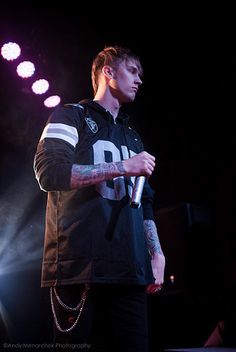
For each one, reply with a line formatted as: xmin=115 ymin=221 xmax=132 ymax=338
xmin=116 ymin=161 xmax=126 ymax=175
xmin=151 ymin=251 xmax=164 ymax=258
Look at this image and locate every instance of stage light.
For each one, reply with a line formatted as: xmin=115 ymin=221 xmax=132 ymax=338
xmin=32 ymin=79 xmax=49 ymax=94
xmin=16 ymin=61 xmax=35 ymax=78
xmin=170 ymin=274 xmax=175 ymax=285
xmin=44 ymin=95 xmax=61 ymax=108
xmin=1 ymin=41 xmax=61 ymax=107
xmin=1 ymin=42 xmax=21 ymax=61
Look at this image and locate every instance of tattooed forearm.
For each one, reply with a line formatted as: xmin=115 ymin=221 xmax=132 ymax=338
xmin=144 ymin=219 xmax=163 ymax=256
xmin=70 ymin=161 xmax=126 ymax=189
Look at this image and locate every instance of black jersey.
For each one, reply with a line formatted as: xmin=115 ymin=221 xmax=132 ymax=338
xmin=34 ymin=100 xmax=155 ymax=287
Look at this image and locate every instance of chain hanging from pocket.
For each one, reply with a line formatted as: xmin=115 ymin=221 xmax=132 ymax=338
xmin=50 ymin=284 xmax=89 ymax=333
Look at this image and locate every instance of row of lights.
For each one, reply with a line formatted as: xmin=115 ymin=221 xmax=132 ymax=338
xmin=1 ymin=41 xmax=61 ymax=108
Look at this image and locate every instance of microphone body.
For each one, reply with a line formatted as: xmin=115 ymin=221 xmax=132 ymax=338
xmin=130 ymin=176 xmax=146 ymax=208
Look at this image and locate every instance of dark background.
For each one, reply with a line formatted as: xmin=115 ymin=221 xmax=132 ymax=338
xmin=0 ymin=6 xmax=236 ymax=350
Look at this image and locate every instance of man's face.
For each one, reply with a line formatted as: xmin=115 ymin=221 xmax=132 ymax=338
xmin=109 ymin=59 xmax=143 ymax=103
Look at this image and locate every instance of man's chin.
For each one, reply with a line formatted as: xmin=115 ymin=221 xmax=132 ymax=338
xmin=123 ymin=95 xmax=136 ymax=103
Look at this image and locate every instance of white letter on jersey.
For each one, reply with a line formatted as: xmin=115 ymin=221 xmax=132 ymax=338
xmin=93 ymin=140 xmax=126 ymax=200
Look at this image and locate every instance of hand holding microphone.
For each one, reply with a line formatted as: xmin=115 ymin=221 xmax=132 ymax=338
xmin=122 ymin=151 xmax=156 ymax=208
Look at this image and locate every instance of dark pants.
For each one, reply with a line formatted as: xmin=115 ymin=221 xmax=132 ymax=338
xmin=51 ymin=284 xmax=149 ymax=352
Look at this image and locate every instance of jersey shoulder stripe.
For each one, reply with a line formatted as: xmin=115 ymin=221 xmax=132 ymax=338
xmin=40 ymin=122 xmax=79 ymax=147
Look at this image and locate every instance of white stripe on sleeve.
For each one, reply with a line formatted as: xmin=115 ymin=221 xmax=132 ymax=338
xmin=40 ymin=123 xmax=79 ymax=147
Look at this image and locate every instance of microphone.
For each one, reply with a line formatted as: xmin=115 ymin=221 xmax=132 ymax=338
xmin=130 ymin=176 xmax=146 ymax=208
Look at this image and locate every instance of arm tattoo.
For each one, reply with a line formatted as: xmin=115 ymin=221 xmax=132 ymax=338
xmin=144 ymin=219 xmax=163 ymax=256
xmin=70 ymin=161 xmax=125 ymax=189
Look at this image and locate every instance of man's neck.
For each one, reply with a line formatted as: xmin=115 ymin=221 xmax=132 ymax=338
xmin=93 ymin=91 xmax=121 ymax=119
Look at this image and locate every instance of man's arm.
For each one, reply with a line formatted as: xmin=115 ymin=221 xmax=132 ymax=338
xmin=70 ymin=151 xmax=155 ymax=189
xmin=144 ymin=219 xmax=165 ymax=294
xmin=70 ymin=161 xmax=125 ymax=188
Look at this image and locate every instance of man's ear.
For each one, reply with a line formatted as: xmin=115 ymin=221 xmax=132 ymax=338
xmin=102 ymin=65 xmax=113 ymax=79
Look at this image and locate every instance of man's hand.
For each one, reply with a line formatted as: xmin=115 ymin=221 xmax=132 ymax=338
xmin=123 ymin=151 xmax=155 ymax=177
xmin=146 ymin=252 xmax=166 ymax=294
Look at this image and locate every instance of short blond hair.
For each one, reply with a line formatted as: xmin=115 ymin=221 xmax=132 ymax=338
xmin=91 ymin=45 xmax=143 ymax=95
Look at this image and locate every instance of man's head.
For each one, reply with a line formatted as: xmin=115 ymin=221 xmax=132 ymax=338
xmin=91 ymin=45 xmax=143 ymax=98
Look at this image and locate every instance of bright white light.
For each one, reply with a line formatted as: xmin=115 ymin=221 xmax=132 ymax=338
xmin=16 ymin=61 xmax=35 ymax=78
xmin=1 ymin=42 xmax=21 ymax=61
xmin=32 ymin=79 xmax=49 ymax=94
xmin=0 ymin=174 xmax=44 ymax=277
xmin=44 ymin=95 xmax=61 ymax=108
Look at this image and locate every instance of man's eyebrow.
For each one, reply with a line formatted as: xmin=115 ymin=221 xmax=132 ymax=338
xmin=127 ymin=63 xmax=140 ymax=73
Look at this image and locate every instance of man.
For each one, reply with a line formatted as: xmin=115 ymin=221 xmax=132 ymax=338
xmin=34 ymin=45 xmax=165 ymax=351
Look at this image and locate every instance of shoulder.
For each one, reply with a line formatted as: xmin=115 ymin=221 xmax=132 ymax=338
xmin=64 ymin=102 xmax=85 ymax=111
xmin=62 ymin=103 xmax=86 ymax=117
xmin=47 ymin=103 xmax=86 ymax=126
